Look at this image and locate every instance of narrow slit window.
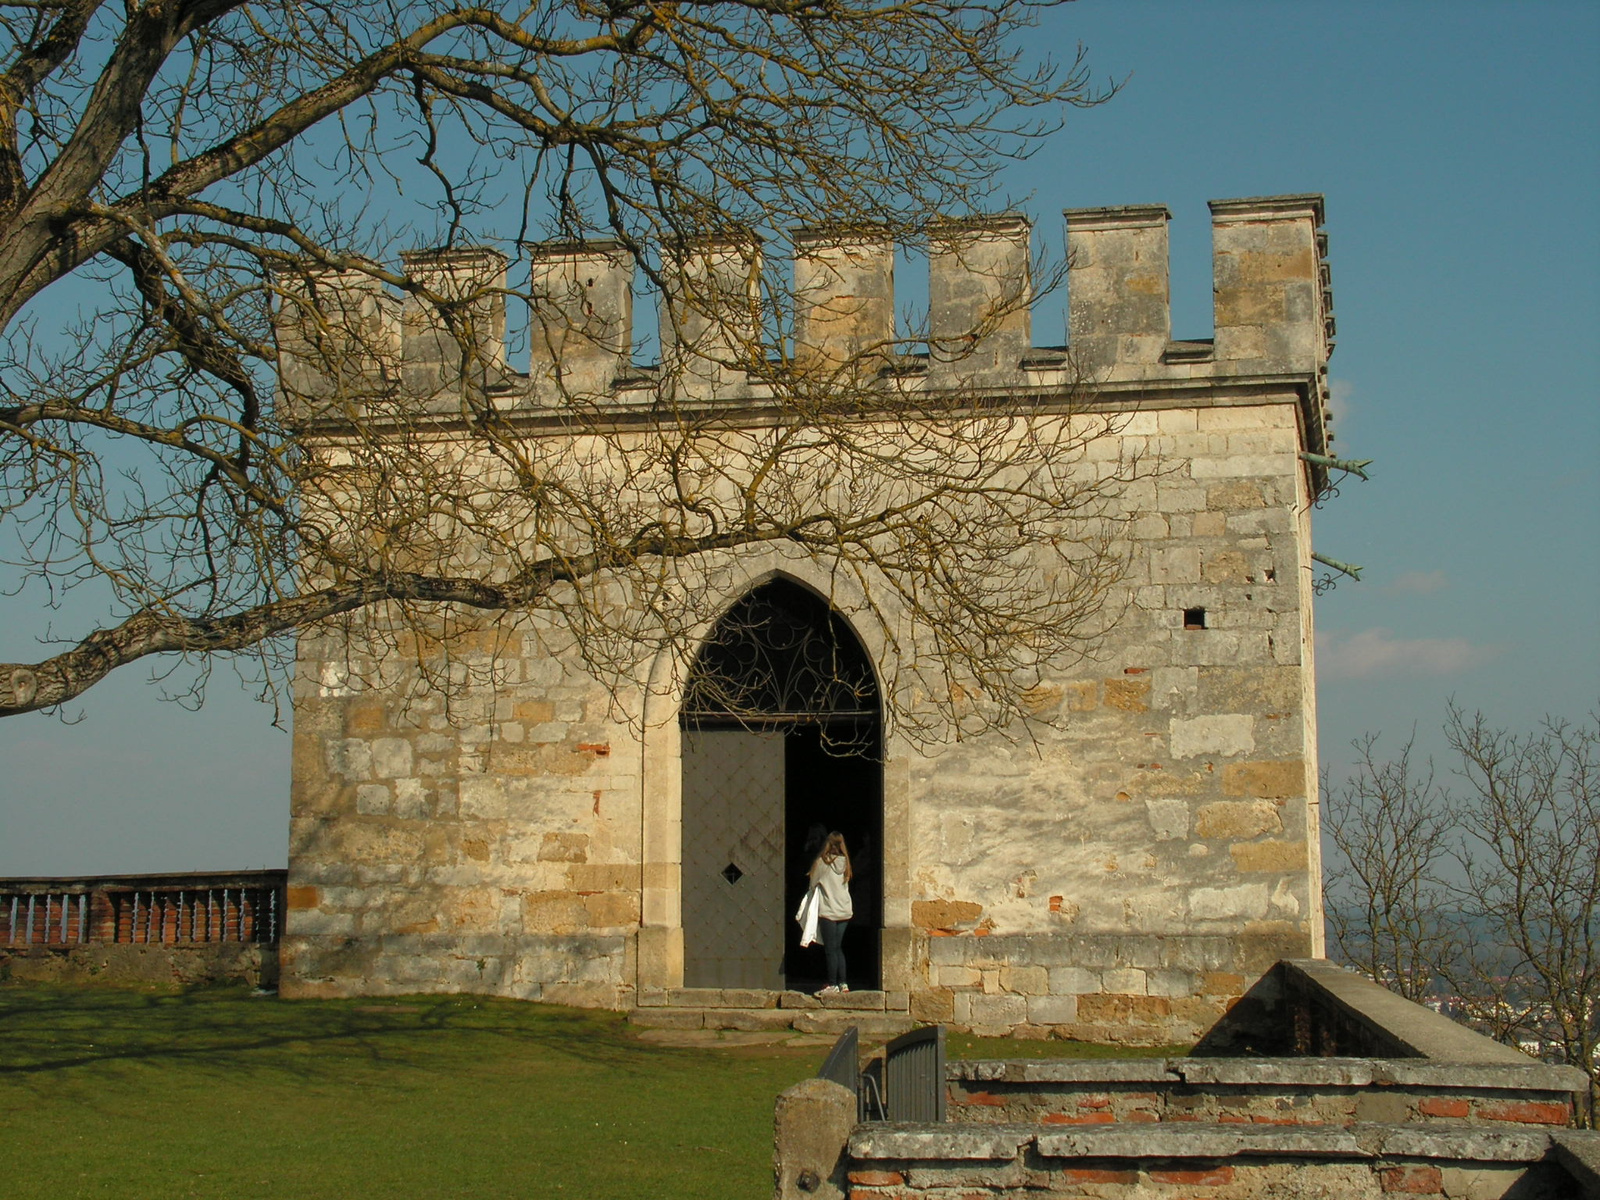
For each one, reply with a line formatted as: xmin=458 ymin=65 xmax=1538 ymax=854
xmin=1183 ymin=607 xmax=1207 ymax=630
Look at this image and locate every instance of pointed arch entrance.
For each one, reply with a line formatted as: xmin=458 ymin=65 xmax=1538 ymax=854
xmin=679 ymin=578 xmax=883 ymax=990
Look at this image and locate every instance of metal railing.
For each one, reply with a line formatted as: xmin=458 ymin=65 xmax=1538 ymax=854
xmin=817 ymin=1023 xmax=948 ymax=1123
xmin=2 ymin=871 xmax=286 ymax=947
xmin=111 ymin=886 xmax=278 ymax=945
xmin=3 ymin=892 xmax=90 ymax=945
xmin=883 ymin=1024 xmax=947 ymax=1122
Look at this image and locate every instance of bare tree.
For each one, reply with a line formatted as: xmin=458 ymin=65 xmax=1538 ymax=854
xmin=1323 ymin=731 xmax=1454 ymax=1003
xmin=0 ymin=1 xmax=1131 ymax=733
xmin=1325 ymin=707 xmax=1600 ymax=1125
xmin=1440 ymin=705 xmax=1600 ymax=1123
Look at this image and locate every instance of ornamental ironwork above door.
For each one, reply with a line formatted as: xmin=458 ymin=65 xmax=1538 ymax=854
xmin=681 ymin=580 xmax=879 ymax=744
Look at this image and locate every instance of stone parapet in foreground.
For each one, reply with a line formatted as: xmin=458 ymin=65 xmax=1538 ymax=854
xmin=774 ymin=961 xmax=1594 ymax=1199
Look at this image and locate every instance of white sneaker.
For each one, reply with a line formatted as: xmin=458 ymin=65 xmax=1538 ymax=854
xmin=818 ymin=985 xmax=839 ymax=995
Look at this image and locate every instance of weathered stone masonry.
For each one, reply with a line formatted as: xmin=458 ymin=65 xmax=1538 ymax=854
xmin=281 ymin=194 xmax=1337 ymax=1045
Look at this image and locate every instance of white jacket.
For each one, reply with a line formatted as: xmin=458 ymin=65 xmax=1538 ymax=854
xmin=795 ymin=887 xmax=821 ymax=947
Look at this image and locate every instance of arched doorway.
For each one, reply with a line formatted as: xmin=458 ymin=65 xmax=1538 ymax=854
xmin=679 ymin=579 xmax=883 ymax=991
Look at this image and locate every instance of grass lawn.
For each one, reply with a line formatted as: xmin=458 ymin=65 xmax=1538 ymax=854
xmin=0 ymin=983 xmax=1185 ymax=1199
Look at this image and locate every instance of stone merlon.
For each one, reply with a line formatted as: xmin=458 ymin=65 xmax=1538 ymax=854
xmin=275 ymin=196 xmax=1336 ymax=459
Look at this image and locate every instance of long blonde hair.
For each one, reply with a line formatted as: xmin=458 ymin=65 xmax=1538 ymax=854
xmin=817 ymin=831 xmax=853 ymax=882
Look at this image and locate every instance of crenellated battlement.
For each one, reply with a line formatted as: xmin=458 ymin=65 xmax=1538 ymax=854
xmin=275 ymin=194 xmax=1334 ymax=436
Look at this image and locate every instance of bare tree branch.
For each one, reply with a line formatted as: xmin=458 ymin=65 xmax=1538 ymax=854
xmin=1 ymin=0 xmax=1124 ymax=740
xmin=1323 ymin=731 xmax=1454 ymax=1002
xmin=1325 ymin=707 xmax=1600 ymax=1126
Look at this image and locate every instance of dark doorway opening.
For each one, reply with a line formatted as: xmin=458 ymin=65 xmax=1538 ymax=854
xmin=784 ymin=722 xmax=882 ymax=991
xmin=680 ymin=579 xmax=883 ymax=992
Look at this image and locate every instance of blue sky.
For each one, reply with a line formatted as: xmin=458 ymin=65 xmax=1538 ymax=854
xmin=2 ymin=0 xmax=1596 ymax=875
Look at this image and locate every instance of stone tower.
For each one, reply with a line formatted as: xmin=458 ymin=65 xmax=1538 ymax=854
xmin=278 ymin=194 xmax=1337 ymax=1044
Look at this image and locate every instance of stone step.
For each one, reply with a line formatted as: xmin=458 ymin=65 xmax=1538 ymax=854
xmin=789 ymin=1010 xmax=916 ymax=1039
xmin=627 ymin=1004 xmax=916 ymax=1040
xmin=636 ymin=986 xmax=907 ymax=1012
xmin=782 ymin=989 xmax=903 ymax=1012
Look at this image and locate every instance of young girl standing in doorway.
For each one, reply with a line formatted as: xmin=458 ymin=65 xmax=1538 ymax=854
xmin=811 ymin=832 xmax=854 ymax=994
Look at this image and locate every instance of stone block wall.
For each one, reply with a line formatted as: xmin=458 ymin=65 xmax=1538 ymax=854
xmin=2 ymin=941 xmax=275 ymax=989
xmin=945 ymin=1058 xmax=1583 ymax=1130
xmin=899 ymin=402 xmax=1324 ymax=1044
xmin=282 ymin=196 xmax=1336 ymax=1044
xmin=843 ymin=1135 xmax=1584 ymax=1200
xmin=2 ymin=870 xmax=284 ymax=989
xmin=285 ymin=620 xmax=643 ymax=1005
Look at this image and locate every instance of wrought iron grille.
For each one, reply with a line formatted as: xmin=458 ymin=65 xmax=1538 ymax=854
xmin=681 ymin=579 xmax=880 ymax=752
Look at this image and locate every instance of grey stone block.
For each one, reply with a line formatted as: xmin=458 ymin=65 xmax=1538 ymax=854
xmin=713 ymin=1008 xmax=799 ymax=1032
xmin=818 ymin=989 xmax=886 ymax=1011
xmin=1025 ymin=995 xmax=1078 ymax=1025
xmin=774 ymin=1078 xmax=854 ymax=1200
xmin=1147 ymin=968 xmax=1200 ymax=998
xmin=1047 ymin=967 xmax=1101 ymax=995
xmin=850 ymin=1125 xmax=1034 ymax=1162
xmin=1373 ymin=1123 xmax=1551 ymax=1163
xmin=792 ymin=1011 xmax=913 ymax=1038
xmin=718 ymin=988 xmax=779 ymax=1009
xmin=666 ymin=987 xmax=724 ymax=1007
xmin=1036 ymin=1122 xmax=1363 ymax=1161
xmin=1175 ymin=1057 xmax=1375 ymax=1088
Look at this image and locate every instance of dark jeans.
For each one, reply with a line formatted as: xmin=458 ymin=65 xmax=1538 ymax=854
xmin=820 ymin=917 xmax=849 ymax=986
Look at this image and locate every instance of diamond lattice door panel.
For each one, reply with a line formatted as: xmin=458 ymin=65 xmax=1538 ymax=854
xmin=682 ymin=730 xmax=786 ymax=989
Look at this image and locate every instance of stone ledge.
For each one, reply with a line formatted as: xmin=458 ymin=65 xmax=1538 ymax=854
xmin=780 ymin=989 xmax=899 ymax=1011
xmin=628 ymin=1005 xmax=913 ymax=1038
xmin=850 ymin=1124 xmax=1036 ymax=1161
xmin=1037 ymin=1122 xmax=1365 ymax=1160
xmin=714 ymin=1008 xmax=802 ymax=1032
xmin=662 ymin=987 xmax=752 ymax=1008
xmin=817 ymin=989 xmax=889 ymax=1011
xmin=1374 ymin=1124 xmax=1558 ymax=1163
xmin=793 ymin=1011 xmax=916 ymax=1038
xmin=949 ymin=1054 xmax=1585 ymax=1095
xmin=1282 ymin=959 xmax=1535 ymax=1066
xmin=1367 ymin=1059 xmax=1590 ymax=1094
xmin=950 ymin=1059 xmax=1179 ymax=1084
xmin=639 ymin=988 xmax=901 ymax=1011
xmin=1174 ymin=1056 xmax=1374 ymax=1087
xmin=1178 ymin=1055 xmax=1584 ymax=1095
xmin=1040 ymin=1122 xmax=1555 ymax=1163
xmin=851 ymin=1121 xmax=1557 ymax=1165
